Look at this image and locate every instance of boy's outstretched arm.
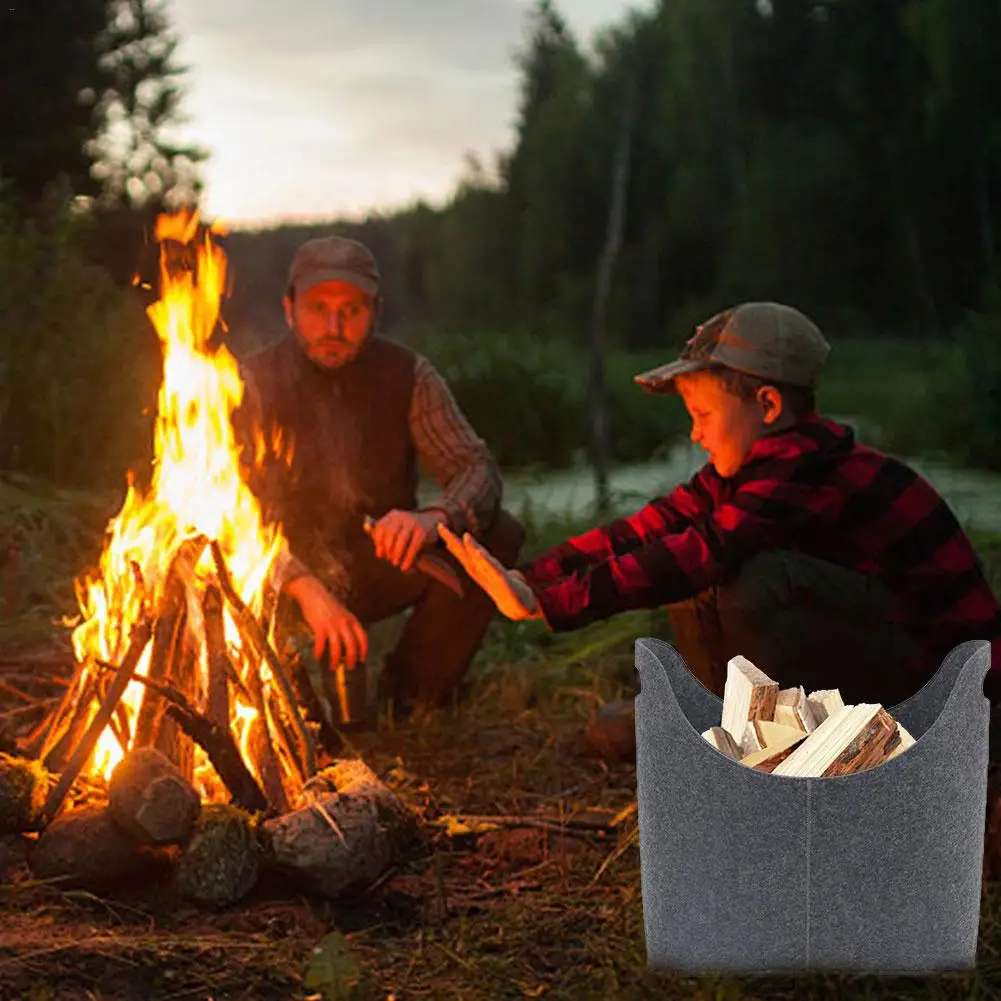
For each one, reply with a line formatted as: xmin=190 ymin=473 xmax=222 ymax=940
xmin=522 ymin=472 xmax=714 ymax=589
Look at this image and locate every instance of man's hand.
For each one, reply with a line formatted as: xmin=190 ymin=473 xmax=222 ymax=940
xmin=438 ymin=524 xmax=542 ymax=621
xmin=366 ymin=509 xmax=446 ymax=573
xmin=285 ymin=575 xmax=368 ymax=669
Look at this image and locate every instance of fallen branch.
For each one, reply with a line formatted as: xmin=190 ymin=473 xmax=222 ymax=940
xmin=210 ymin=540 xmax=315 ymax=780
xmin=40 ymin=615 xmax=154 ymax=825
xmin=431 ymin=811 xmax=634 ymax=839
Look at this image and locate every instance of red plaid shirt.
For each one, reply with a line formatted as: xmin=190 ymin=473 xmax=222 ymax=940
xmin=522 ymin=415 xmax=1001 ymax=678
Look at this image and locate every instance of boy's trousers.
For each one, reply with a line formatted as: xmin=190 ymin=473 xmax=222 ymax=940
xmin=666 ymin=549 xmax=930 ymax=708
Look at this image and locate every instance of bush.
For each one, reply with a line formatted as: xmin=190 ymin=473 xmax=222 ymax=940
xmin=406 ymin=330 xmax=688 ymax=470
xmin=0 ymin=199 xmax=159 ymax=489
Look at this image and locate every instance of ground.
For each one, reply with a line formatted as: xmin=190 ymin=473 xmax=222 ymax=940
xmin=3 ymin=475 xmax=1001 ymax=1000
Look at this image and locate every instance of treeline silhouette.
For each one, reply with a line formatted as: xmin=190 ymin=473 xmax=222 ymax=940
xmin=2 ymin=0 xmax=1001 ymax=490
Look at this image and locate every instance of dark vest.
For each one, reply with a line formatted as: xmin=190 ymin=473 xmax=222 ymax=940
xmin=242 ymin=334 xmax=418 ymax=569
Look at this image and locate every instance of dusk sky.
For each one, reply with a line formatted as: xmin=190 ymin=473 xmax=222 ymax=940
xmin=167 ymin=0 xmax=646 ymax=229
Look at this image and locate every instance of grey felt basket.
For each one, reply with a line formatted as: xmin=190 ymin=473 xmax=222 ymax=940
xmin=634 ymin=637 xmax=991 ymax=975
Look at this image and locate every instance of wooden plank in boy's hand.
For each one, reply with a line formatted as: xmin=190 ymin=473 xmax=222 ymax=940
xmin=721 ymin=656 xmax=779 ymax=744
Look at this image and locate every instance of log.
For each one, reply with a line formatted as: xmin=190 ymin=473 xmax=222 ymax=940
xmin=30 ymin=805 xmax=169 ymax=892
xmin=108 ymin=668 xmax=268 ymax=814
xmin=176 ymin=803 xmax=260 ymax=908
xmin=740 ymin=719 xmax=807 ymax=757
xmin=108 ymin=747 xmax=201 ymax=846
xmin=721 ymin=656 xmax=779 ymax=744
xmin=133 ymin=572 xmax=187 ymax=750
xmin=210 ymin=540 xmax=315 ymax=780
xmin=203 ymin=585 xmax=230 ymax=730
xmin=262 ymin=759 xmax=419 ymax=899
xmin=40 ymin=616 xmax=154 ymax=825
xmin=0 ymin=753 xmax=50 ymax=834
xmin=772 ymin=704 xmax=901 ymax=778
xmin=702 ymin=726 xmax=741 ymax=760
xmin=774 ymin=686 xmax=818 ymax=733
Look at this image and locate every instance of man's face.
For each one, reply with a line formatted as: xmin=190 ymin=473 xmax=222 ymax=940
xmin=284 ymin=279 xmax=375 ymax=369
xmin=675 ymin=370 xmax=770 ymax=478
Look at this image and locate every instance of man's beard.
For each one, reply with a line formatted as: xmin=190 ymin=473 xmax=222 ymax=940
xmin=292 ymin=321 xmax=372 ymax=371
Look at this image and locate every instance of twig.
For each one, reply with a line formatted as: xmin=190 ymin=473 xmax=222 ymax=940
xmin=96 ymin=664 xmax=268 ymax=814
xmin=40 ymin=615 xmax=153 ymax=825
xmin=203 ymin=585 xmax=230 ymax=730
xmin=435 ymin=813 xmax=624 ymax=836
xmin=210 ymin=539 xmax=315 ymax=779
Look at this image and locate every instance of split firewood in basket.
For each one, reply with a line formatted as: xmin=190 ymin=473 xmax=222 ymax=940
xmin=774 ymin=686 xmax=818 ymax=733
xmin=772 ymin=704 xmax=901 ymax=778
xmin=720 ymin=656 xmax=779 ymax=744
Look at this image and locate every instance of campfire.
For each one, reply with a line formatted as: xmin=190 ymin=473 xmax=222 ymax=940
xmin=1 ymin=211 xmax=418 ymax=906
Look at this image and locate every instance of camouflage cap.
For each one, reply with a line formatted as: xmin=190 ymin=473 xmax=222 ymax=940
xmin=634 ymin=302 xmax=831 ymax=394
xmin=287 ymin=236 xmax=380 ymax=298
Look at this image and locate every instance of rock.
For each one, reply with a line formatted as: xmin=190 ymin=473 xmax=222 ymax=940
xmin=304 ymin=759 xmax=422 ymax=851
xmin=30 ymin=806 xmax=163 ymax=891
xmin=176 ymin=804 xmax=259 ymax=908
xmin=585 ymin=699 xmax=636 ymax=764
xmin=108 ymin=747 xmax=201 ymax=846
xmin=261 ymin=791 xmax=392 ymax=900
xmin=0 ymin=753 xmax=50 ymax=834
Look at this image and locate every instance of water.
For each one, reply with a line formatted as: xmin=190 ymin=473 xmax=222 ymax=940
xmin=499 ymin=416 xmax=1001 ymax=534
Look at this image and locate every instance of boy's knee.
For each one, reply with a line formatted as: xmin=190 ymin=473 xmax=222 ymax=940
xmin=716 ymin=551 xmax=797 ymax=618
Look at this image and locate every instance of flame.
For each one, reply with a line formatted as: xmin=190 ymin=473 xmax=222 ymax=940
xmin=69 ymin=209 xmax=295 ymax=802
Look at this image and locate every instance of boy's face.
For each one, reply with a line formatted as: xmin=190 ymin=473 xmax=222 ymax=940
xmin=675 ymin=371 xmax=773 ymax=478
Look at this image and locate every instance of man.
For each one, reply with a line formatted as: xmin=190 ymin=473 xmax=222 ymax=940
xmin=238 ymin=235 xmax=525 ymax=718
xmin=440 ymin=302 xmax=1001 ymax=717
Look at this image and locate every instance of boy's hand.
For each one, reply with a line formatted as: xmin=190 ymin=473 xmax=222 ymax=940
xmin=285 ymin=574 xmax=368 ymax=669
xmin=366 ymin=509 xmax=445 ymax=573
xmin=438 ymin=524 xmax=542 ymax=621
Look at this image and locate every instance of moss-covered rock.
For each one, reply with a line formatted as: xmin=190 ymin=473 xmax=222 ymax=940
xmin=176 ymin=803 xmax=260 ymax=908
xmin=0 ymin=753 xmax=50 ymax=834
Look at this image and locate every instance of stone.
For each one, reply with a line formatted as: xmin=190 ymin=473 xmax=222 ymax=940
xmin=585 ymin=699 xmax=636 ymax=763
xmin=0 ymin=753 xmax=50 ymax=834
xmin=176 ymin=803 xmax=260 ymax=908
xmin=108 ymin=746 xmax=201 ymax=846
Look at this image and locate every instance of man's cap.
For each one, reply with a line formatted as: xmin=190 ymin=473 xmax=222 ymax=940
xmin=634 ymin=302 xmax=831 ymax=394
xmin=287 ymin=236 xmax=380 ymax=298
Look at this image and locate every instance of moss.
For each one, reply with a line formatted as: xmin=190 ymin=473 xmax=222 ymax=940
xmin=175 ymin=803 xmax=260 ymax=908
xmin=0 ymin=753 xmax=50 ymax=834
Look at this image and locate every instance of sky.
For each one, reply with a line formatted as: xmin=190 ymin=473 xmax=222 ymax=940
xmin=167 ymin=0 xmax=645 ymax=229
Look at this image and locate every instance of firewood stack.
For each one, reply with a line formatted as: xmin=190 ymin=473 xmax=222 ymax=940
xmin=702 ymin=656 xmax=915 ymax=777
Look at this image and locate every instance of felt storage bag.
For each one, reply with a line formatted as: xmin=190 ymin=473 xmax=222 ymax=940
xmin=633 ymin=637 xmax=990 ymax=974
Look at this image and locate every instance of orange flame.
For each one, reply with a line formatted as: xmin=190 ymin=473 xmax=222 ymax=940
xmin=70 ymin=209 xmax=294 ymax=801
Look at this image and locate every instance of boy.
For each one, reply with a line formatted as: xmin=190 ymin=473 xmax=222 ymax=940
xmin=439 ymin=302 xmax=1001 ymax=712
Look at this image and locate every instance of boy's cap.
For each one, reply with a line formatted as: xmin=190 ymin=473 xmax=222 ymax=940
xmin=287 ymin=236 xmax=380 ymax=297
xmin=635 ymin=302 xmax=831 ymax=394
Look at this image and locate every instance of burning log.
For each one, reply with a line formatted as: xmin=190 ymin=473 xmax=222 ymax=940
xmin=114 ymin=668 xmax=268 ymax=814
xmin=40 ymin=616 xmax=154 ymax=825
xmin=209 ymin=540 xmax=316 ymax=781
xmin=108 ymin=747 xmax=201 ymax=846
xmin=176 ymin=803 xmax=261 ymax=908
xmin=203 ymin=585 xmax=230 ymax=730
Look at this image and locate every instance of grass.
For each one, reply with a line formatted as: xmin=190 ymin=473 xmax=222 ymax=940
xmin=2 ymin=466 xmax=1001 ymax=999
